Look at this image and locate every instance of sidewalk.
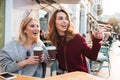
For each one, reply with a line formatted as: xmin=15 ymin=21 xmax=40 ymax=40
xmin=107 ymin=40 xmax=120 ymax=80
xmin=93 ymin=40 xmax=120 ymax=80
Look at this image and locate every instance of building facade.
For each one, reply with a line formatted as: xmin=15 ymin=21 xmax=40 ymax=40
xmin=0 ymin=0 xmax=102 ymax=49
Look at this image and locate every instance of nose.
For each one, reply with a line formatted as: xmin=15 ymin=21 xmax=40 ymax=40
xmin=63 ymin=18 xmax=68 ymax=23
xmin=33 ymin=26 xmax=40 ymax=32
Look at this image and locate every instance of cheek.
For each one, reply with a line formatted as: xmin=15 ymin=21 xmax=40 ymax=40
xmin=66 ymin=21 xmax=69 ymax=26
xmin=55 ymin=22 xmax=61 ymax=29
xmin=23 ymin=28 xmax=32 ymax=35
xmin=55 ymin=25 xmax=61 ymax=31
xmin=55 ymin=20 xmax=60 ymax=25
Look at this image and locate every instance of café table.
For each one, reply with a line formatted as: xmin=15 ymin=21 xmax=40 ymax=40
xmin=0 ymin=71 xmax=104 ymax=80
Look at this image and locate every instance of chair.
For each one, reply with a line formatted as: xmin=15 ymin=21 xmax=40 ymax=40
xmin=50 ymin=60 xmax=58 ymax=76
xmin=90 ymin=46 xmax=111 ymax=76
xmin=86 ymin=57 xmax=92 ymax=73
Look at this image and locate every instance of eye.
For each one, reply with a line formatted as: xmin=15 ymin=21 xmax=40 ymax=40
xmin=36 ymin=25 xmax=39 ymax=28
xmin=58 ymin=16 xmax=63 ymax=20
xmin=30 ymin=24 xmax=39 ymax=28
xmin=30 ymin=24 xmax=35 ymax=28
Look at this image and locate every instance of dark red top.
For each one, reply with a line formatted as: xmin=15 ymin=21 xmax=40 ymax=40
xmin=56 ymin=33 xmax=102 ymax=73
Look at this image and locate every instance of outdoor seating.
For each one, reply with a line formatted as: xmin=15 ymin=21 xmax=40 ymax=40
xmin=90 ymin=46 xmax=110 ymax=76
xmin=50 ymin=60 xmax=58 ymax=76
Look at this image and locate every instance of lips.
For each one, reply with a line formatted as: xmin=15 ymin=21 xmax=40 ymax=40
xmin=61 ymin=25 xmax=67 ymax=29
xmin=33 ymin=32 xmax=39 ymax=36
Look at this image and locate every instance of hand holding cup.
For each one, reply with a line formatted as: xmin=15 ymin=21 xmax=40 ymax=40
xmin=33 ymin=47 xmax=43 ymax=63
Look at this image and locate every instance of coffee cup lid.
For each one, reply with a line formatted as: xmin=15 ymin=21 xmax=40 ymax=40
xmin=46 ymin=46 xmax=56 ymax=50
xmin=34 ymin=47 xmax=43 ymax=51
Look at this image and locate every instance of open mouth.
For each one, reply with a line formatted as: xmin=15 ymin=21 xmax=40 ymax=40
xmin=33 ymin=32 xmax=39 ymax=36
xmin=61 ymin=25 xmax=67 ymax=29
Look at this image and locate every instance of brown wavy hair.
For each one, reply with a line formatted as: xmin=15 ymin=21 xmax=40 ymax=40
xmin=47 ymin=8 xmax=76 ymax=46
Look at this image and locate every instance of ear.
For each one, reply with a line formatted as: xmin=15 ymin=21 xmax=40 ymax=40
xmin=24 ymin=29 xmax=27 ymax=33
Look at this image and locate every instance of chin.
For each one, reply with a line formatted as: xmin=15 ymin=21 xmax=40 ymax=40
xmin=63 ymin=30 xmax=67 ymax=32
xmin=33 ymin=38 xmax=39 ymax=41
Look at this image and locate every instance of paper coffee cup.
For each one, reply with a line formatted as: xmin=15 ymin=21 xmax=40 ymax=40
xmin=46 ymin=46 xmax=57 ymax=60
xmin=33 ymin=47 xmax=43 ymax=58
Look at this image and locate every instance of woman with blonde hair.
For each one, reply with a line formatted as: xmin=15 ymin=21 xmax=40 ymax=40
xmin=0 ymin=16 xmax=47 ymax=77
xmin=47 ymin=9 xmax=103 ymax=74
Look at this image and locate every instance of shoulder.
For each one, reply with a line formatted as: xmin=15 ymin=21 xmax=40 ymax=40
xmin=35 ymin=40 xmax=46 ymax=49
xmin=37 ymin=40 xmax=44 ymax=46
xmin=75 ymin=33 xmax=82 ymax=37
xmin=2 ymin=40 xmax=21 ymax=55
xmin=69 ymin=33 xmax=86 ymax=44
xmin=1 ymin=40 xmax=19 ymax=56
xmin=74 ymin=33 xmax=85 ymax=41
xmin=3 ymin=40 xmax=18 ymax=50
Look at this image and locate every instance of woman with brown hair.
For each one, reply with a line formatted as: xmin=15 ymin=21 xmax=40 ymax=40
xmin=47 ymin=9 xmax=103 ymax=74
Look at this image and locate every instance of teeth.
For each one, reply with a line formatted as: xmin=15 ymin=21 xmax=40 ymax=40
xmin=62 ymin=25 xmax=66 ymax=27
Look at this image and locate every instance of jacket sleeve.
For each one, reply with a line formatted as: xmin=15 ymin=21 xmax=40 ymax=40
xmin=81 ymin=35 xmax=102 ymax=61
xmin=0 ymin=50 xmax=21 ymax=73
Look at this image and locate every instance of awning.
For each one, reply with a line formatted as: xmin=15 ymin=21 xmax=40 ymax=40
xmin=36 ymin=0 xmax=80 ymax=4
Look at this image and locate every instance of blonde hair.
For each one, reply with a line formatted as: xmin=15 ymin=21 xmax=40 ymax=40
xmin=47 ymin=8 xmax=76 ymax=46
xmin=18 ymin=16 xmax=40 ymax=45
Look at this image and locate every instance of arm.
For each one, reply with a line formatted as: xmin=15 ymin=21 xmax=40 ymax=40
xmin=0 ymin=50 xmax=21 ymax=72
xmin=17 ymin=56 xmax=40 ymax=68
xmin=81 ymin=30 xmax=103 ymax=60
xmin=0 ymin=50 xmax=40 ymax=72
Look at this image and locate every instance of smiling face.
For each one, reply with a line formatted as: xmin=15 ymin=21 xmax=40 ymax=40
xmin=24 ymin=19 xmax=40 ymax=42
xmin=55 ymin=12 xmax=69 ymax=36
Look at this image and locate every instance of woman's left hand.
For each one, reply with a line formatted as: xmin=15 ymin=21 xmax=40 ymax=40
xmin=93 ymin=29 xmax=104 ymax=39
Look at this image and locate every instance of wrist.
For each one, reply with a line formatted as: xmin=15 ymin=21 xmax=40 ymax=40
xmin=17 ymin=60 xmax=28 ymax=68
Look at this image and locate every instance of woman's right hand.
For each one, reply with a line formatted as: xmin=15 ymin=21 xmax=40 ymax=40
xmin=17 ymin=56 xmax=40 ymax=68
xmin=25 ymin=56 xmax=40 ymax=65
